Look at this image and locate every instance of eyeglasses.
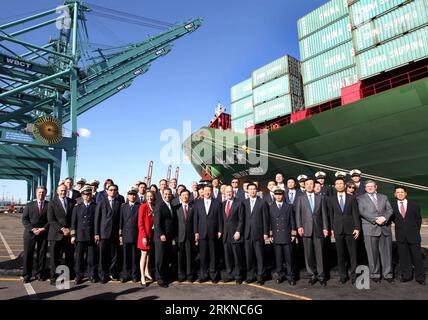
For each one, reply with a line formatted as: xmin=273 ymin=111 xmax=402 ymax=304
xmin=231 ymin=181 xmax=238 ymax=184
xmin=108 ymin=189 xmax=118 ymax=192
xmin=347 ymin=186 xmax=356 ymax=190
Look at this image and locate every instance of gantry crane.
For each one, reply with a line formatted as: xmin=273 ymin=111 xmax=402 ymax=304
xmin=0 ymin=0 xmax=202 ymax=199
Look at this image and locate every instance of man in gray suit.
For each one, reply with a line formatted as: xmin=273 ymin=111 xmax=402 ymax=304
xmin=295 ymin=178 xmax=329 ymax=286
xmin=357 ymin=180 xmax=393 ymax=283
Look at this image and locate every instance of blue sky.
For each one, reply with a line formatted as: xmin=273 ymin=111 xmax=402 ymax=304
xmin=1 ymin=0 xmax=326 ymax=202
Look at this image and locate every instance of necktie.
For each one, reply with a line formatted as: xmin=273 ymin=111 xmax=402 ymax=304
xmin=250 ymin=199 xmax=255 ymax=212
xmin=289 ymin=192 xmax=294 ymax=204
xmin=278 ymin=202 xmax=282 ymax=210
xmin=183 ymin=205 xmax=188 ymax=220
xmin=167 ymin=202 xmax=172 ymax=216
xmin=369 ymin=193 xmax=379 ymax=213
xmin=226 ymin=200 xmax=231 ymax=218
xmin=61 ymin=198 xmax=66 ymax=211
xmin=140 ymin=196 xmax=144 ymax=203
xmin=109 ymin=199 xmax=113 ymax=209
xmin=38 ymin=201 xmax=43 ymax=215
xmin=339 ymin=195 xmax=345 ymax=212
xmin=400 ymin=201 xmax=406 ymax=219
xmin=308 ymin=194 xmax=314 ymax=212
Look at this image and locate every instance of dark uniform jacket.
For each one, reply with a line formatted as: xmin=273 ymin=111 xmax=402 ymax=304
xmin=119 ymin=202 xmax=140 ymax=243
xmin=269 ymin=202 xmax=296 ymax=244
xmin=71 ymin=202 xmax=96 ymax=242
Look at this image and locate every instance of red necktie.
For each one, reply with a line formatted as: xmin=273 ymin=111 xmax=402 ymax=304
xmin=400 ymin=201 xmax=406 ymax=219
xmin=226 ymin=200 xmax=231 ymax=218
xmin=183 ymin=205 xmax=188 ymax=220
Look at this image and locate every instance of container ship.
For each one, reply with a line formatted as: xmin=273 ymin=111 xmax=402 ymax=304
xmin=183 ymin=0 xmax=428 ymax=214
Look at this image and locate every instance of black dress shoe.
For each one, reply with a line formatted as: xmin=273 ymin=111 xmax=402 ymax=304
xmin=244 ymin=278 xmax=255 ymax=284
xmin=132 ymin=278 xmax=139 ymax=283
xmin=308 ymin=278 xmax=317 ymax=285
xmin=256 ymin=280 xmax=264 ymax=286
xmin=339 ymin=278 xmax=348 ymax=284
xmin=288 ymin=279 xmax=296 ymax=286
xmin=22 ymin=277 xmax=31 ymax=284
xmin=236 ymin=279 xmax=243 ymax=285
xmin=211 ymin=279 xmax=219 ymax=284
xmin=50 ymin=278 xmax=56 ymax=285
xmin=275 ymin=279 xmax=283 ymax=284
xmin=319 ymin=280 xmax=327 ymax=286
xmin=372 ymin=278 xmax=381 ymax=283
xmin=101 ymin=277 xmax=109 ymax=284
xmin=110 ymin=275 xmax=120 ymax=281
xmin=158 ymin=282 xmax=168 ymax=288
xmin=416 ymin=280 xmax=425 ymax=285
xmin=187 ymin=277 xmax=195 ymax=283
xmin=400 ymin=277 xmax=412 ymax=283
xmin=385 ymin=278 xmax=394 ymax=284
xmin=120 ymin=278 xmax=128 ymax=283
xmin=177 ymin=277 xmax=186 ymax=283
xmin=198 ymin=278 xmax=208 ymax=283
xmin=90 ymin=277 xmax=98 ymax=283
xmin=74 ymin=277 xmax=83 ymax=285
xmin=36 ymin=275 xmax=44 ymax=281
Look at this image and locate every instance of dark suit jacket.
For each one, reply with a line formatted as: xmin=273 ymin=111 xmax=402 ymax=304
xmin=22 ymin=200 xmax=49 ymax=237
xmin=212 ymin=187 xmax=222 ymax=201
xmin=355 ymin=182 xmax=365 ymax=196
xmin=69 ymin=189 xmax=80 ymax=200
xmin=221 ymin=199 xmax=244 ymax=243
xmin=269 ymin=202 xmax=295 ymax=244
xmin=71 ymin=202 xmax=96 ymax=242
xmin=284 ymin=189 xmax=303 ymax=207
xmin=193 ymin=198 xmax=222 ymax=240
xmin=263 ymin=192 xmax=275 ymax=207
xmin=392 ymin=200 xmax=422 ymax=244
xmin=95 ymin=197 xmax=121 ymax=240
xmin=153 ymin=201 xmax=177 ymax=242
xmin=176 ymin=203 xmax=194 ymax=243
xmin=119 ymin=202 xmax=140 ymax=243
xmin=233 ymin=188 xmax=245 ymax=201
xmin=189 ymin=191 xmax=199 ymax=204
xmin=242 ymin=197 xmax=269 ymax=241
xmin=47 ymin=196 xmax=76 ymax=241
xmin=327 ymin=194 xmax=360 ymax=235
xmin=295 ymin=192 xmax=329 ymax=238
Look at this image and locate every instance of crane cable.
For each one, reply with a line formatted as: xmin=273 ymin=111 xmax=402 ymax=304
xmin=193 ymin=133 xmax=428 ymax=192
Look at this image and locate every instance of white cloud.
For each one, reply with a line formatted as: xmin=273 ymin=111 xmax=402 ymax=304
xmin=78 ymin=128 xmax=91 ymax=138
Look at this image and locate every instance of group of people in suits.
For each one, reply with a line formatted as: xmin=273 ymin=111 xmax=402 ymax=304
xmin=21 ymin=170 xmax=425 ymax=288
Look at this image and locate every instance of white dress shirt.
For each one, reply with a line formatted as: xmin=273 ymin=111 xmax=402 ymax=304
xmin=204 ymin=198 xmax=211 ymax=215
xmin=397 ymin=199 xmax=408 ymax=212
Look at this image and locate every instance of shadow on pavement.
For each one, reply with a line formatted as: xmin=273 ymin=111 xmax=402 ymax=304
xmin=10 ymin=284 xmax=89 ymax=300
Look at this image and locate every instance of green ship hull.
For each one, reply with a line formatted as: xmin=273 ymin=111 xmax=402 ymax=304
xmin=184 ymin=76 xmax=428 ymax=216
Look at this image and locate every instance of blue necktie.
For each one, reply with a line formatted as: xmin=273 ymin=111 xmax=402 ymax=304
xmin=278 ymin=203 xmax=282 ymax=210
xmin=339 ymin=195 xmax=345 ymax=212
xmin=309 ymin=194 xmax=314 ymax=212
xmin=289 ymin=192 xmax=294 ymax=204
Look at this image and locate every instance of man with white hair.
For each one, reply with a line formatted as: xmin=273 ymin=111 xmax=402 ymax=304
xmin=357 ymin=180 xmax=393 ymax=283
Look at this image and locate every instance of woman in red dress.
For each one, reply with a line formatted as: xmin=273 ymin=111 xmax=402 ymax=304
xmin=138 ymin=190 xmax=155 ymax=287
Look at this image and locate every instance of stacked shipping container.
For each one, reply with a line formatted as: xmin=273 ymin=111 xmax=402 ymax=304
xmin=230 ymin=55 xmax=303 ymax=132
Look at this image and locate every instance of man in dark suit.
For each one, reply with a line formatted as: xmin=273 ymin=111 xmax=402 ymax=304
xmin=263 ymin=180 xmax=277 ymax=206
xmin=231 ymin=178 xmax=245 ymax=201
xmin=315 ymin=171 xmax=333 ymax=197
xmin=295 ymin=178 xmax=329 ymax=286
xmin=327 ymin=178 xmax=360 ymax=284
xmin=154 ymin=187 xmax=177 ymax=287
xmin=221 ymin=185 xmax=244 ymax=284
xmin=194 ymin=185 xmax=222 ymax=283
xmin=64 ymin=177 xmax=80 ymax=200
xmin=212 ymin=178 xmax=222 ymax=201
xmin=285 ymin=177 xmax=302 ymax=207
xmin=392 ymin=186 xmax=425 ymax=285
xmin=136 ymin=182 xmax=147 ymax=204
xmin=243 ymin=183 xmax=269 ymax=285
xmin=71 ymin=185 xmax=97 ymax=284
xmin=95 ymin=184 xmax=122 ymax=283
xmin=172 ymin=185 xmax=186 ymax=207
xmin=175 ymin=189 xmax=195 ymax=282
xmin=119 ymin=187 xmax=141 ymax=283
xmin=21 ymin=186 xmax=49 ymax=283
xmin=269 ymin=187 xmax=296 ymax=285
xmin=47 ymin=183 xmax=76 ymax=284
xmin=189 ymin=181 xmax=199 ymax=204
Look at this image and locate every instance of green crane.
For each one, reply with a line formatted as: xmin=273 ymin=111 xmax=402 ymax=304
xmin=0 ymin=0 xmax=202 ymax=199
